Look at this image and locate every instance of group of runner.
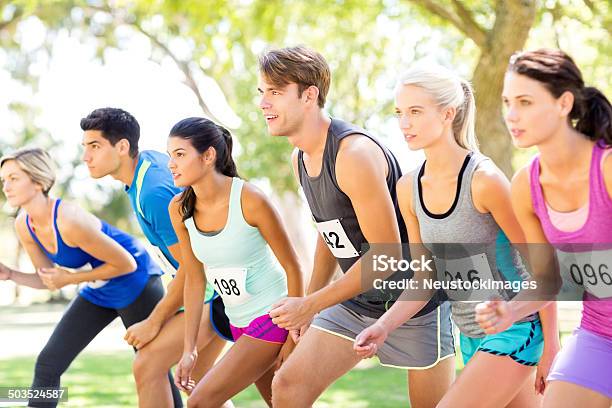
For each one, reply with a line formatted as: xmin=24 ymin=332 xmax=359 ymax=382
xmin=0 ymin=45 xmax=609 ymax=408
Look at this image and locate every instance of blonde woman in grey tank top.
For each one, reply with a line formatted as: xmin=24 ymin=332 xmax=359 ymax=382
xmin=354 ymin=65 xmax=560 ymax=407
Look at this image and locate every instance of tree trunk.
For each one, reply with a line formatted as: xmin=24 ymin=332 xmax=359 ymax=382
xmin=472 ymin=0 xmax=536 ymax=176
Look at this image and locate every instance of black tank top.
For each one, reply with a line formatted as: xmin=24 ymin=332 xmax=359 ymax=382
xmin=298 ymin=118 xmax=438 ymax=318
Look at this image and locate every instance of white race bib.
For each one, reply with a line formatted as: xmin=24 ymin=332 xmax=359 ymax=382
xmin=152 ymin=246 xmax=178 ymax=276
xmin=315 ymin=219 xmax=360 ymax=258
xmin=556 ymin=248 xmax=612 ymax=299
xmin=434 ymin=253 xmax=500 ymax=301
xmin=87 ymin=279 xmax=110 ymax=289
xmin=78 ymin=263 xmax=110 ymax=289
xmin=206 ymin=267 xmax=251 ymax=307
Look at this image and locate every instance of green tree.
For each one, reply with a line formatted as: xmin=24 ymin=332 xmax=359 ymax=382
xmin=407 ymin=0 xmax=611 ymax=175
xmin=2 ymin=0 xmax=610 ymax=190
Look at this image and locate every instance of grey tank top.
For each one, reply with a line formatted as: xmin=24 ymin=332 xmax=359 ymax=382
xmin=298 ymin=118 xmax=439 ymax=319
xmin=414 ymin=152 xmax=535 ymax=337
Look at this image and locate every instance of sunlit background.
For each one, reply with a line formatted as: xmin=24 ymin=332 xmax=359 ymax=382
xmin=0 ymin=1 xmax=608 ymax=405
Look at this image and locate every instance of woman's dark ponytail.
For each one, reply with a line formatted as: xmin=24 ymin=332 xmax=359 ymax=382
xmin=219 ymin=127 xmax=239 ymax=177
xmin=179 ymin=187 xmax=197 ymax=222
xmin=576 ymin=87 xmax=612 ymax=145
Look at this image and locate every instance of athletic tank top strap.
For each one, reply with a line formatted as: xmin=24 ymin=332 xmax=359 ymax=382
xmin=529 ymin=155 xmax=547 ymax=221
xmin=50 ymin=198 xmax=72 ymax=254
xmin=459 ymin=153 xmax=490 ymax=207
xmin=297 ymin=119 xmax=396 ymax=192
xmin=25 ymin=199 xmax=63 ymax=256
xmin=590 ymin=141 xmax=612 ymax=209
xmin=414 ymin=152 xmax=489 ymax=220
xmin=227 ymin=177 xmax=244 ymax=229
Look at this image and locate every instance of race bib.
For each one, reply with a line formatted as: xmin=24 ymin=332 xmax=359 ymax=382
xmin=315 ymin=219 xmax=359 ymax=258
xmin=87 ymin=279 xmax=110 ymax=289
xmin=78 ymin=264 xmax=110 ymax=289
xmin=434 ymin=253 xmax=500 ymax=301
xmin=556 ymin=248 xmax=612 ymax=299
xmin=152 ymin=246 xmax=177 ymax=276
xmin=206 ymin=267 xmax=251 ymax=307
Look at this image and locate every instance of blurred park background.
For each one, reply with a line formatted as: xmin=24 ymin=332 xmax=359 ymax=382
xmin=0 ymin=0 xmax=610 ymax=406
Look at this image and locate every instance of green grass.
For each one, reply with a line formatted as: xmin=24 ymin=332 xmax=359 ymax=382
xmin=0 ymin=352 xmax=421 ymax=407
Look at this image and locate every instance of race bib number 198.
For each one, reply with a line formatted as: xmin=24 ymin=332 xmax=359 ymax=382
xmin=206 ymin=267 xmax=251 ymax=307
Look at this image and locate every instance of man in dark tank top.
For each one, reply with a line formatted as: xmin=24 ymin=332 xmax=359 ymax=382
xmin=260 ymin=46 xmax=455 ymax=407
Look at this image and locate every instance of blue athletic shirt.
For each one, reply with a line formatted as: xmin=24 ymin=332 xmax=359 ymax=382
xmin=26 ymin=199 xmax=162 ymax=309
xmin=124 ymin=150 xmax=216 ymax=302
xmin=125 ymin=150 xmax=182 ymax=270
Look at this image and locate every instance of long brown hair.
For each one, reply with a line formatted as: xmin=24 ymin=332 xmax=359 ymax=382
xmin=508 ymin=48 xmax=612 ymax=145
xmin=169 ymin=117 xmax=239 ymax=221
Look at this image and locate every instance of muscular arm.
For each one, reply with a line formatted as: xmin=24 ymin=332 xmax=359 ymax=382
xmin=307 ymin=135 xmax=402 ymax=312
xmin=7 ymin=214 xmax=52 ymax=289
xmin=291 ymin=148 xmax=338 ymax=295
xmin=308 ymin=235 xmax=339 ymax=294
xmin=145 ymin=243 xmax=184 ymax=327
xmin=502 ymin=168 xmax=559 ymax=319
xmin=472 ymin=162 xmax=526 ymax=243
xmin=58 ymin=203 xmax=137 ymax=284
xmin=474 ymin=163 xmax=559 ymax=352
xmin=242 ymin=183 xmax=304 ymax=298
xmin=376 ymin=172 xmax=436 ymax=332
xmin=168 ymin=197 xmax=206 ymax=355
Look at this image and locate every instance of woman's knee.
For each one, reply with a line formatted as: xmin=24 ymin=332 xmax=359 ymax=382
xmin=271 ymin=365 xmax=300 ymax=399
xmin=133 ymin=346 xmax=170 ymax=382
xmin=186 ymin=385 xmax=224 ymax=408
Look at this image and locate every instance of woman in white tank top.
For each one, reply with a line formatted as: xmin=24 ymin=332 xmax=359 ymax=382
xmin=166 ymin=117 xmax=304 ymax=408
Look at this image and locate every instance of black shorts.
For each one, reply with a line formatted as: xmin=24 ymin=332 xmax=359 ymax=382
xmin=209 ymin=294 xmax=232 ymax=341
xmin=177 ymin=292 xmax=232 ymax=341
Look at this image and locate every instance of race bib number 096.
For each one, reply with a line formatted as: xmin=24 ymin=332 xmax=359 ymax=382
xmin=556 ymin=249 xmax=612 ymax=299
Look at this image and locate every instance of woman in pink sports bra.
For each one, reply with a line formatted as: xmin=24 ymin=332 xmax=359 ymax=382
xmin=475 ymin=49 xmax=612 ymax=407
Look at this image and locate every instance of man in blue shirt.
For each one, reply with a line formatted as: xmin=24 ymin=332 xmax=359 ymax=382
xmin=80 ymin=108 xmax=232 ymax=408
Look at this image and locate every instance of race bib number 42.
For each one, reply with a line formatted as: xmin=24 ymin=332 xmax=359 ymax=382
xmin=315 ymin=219 xmax=359 ymax=258
xmin=556 ymin=249 xmax=612 ymax=299
xmin=206 ymin=267 xmax=251 ymax=307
